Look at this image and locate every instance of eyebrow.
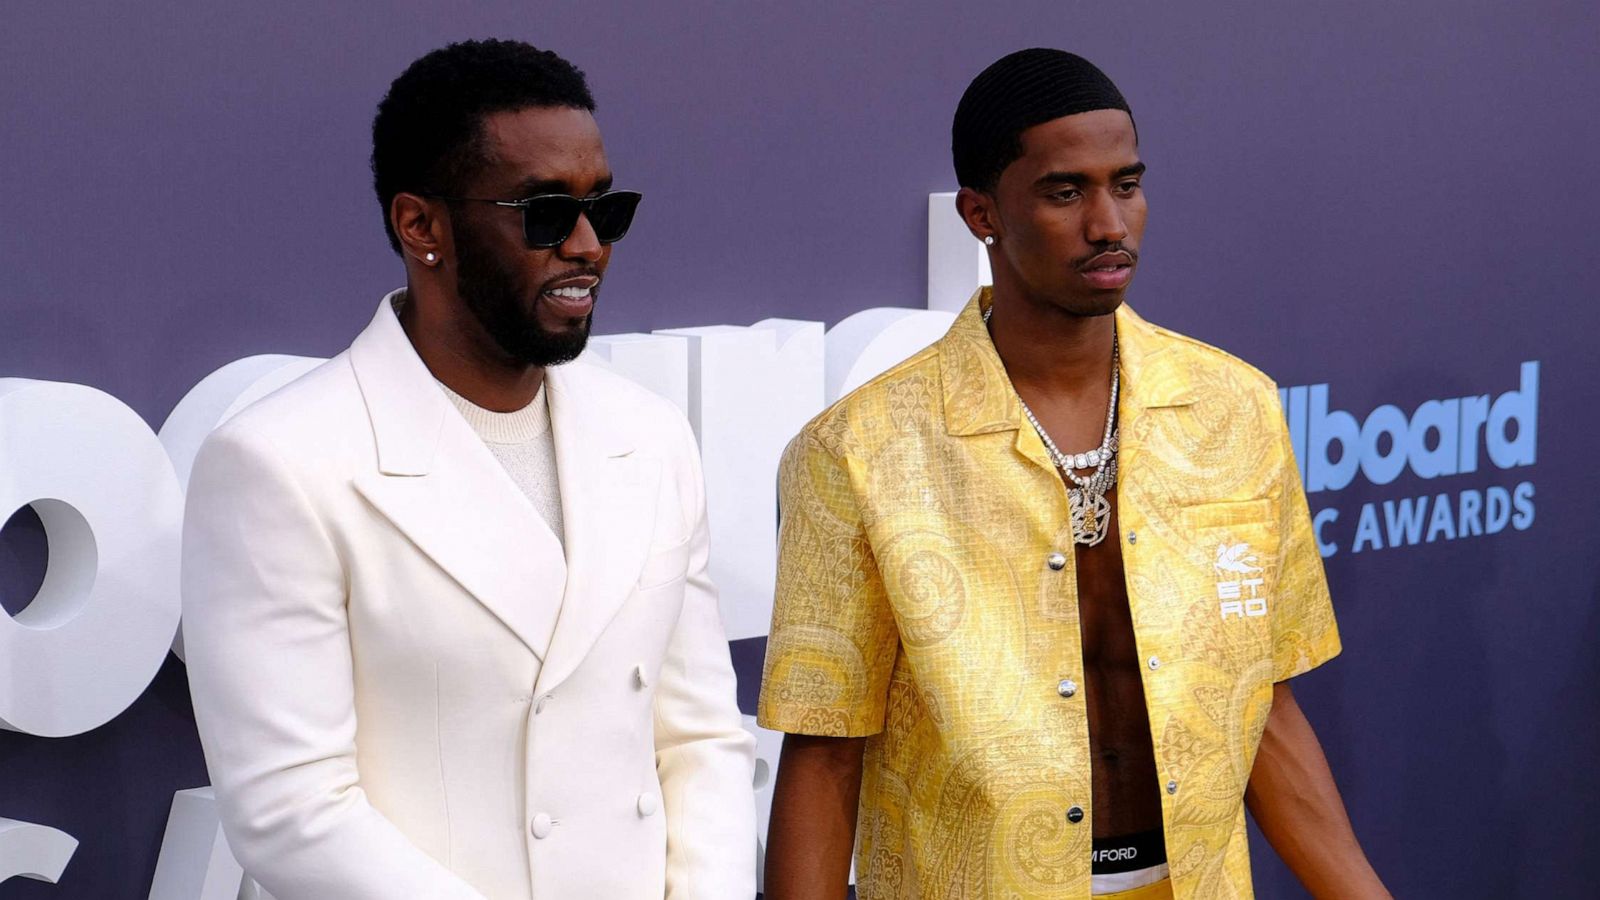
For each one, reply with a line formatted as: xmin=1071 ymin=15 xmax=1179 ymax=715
xmin=1034 ymin=161 xmax=1147 ymax=187
xmin=512 ymin=173 xmax=614 ymax=197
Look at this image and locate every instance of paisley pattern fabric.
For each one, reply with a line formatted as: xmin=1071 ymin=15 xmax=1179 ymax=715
xmin=758 ymin=289 xmax=1340 ymax=899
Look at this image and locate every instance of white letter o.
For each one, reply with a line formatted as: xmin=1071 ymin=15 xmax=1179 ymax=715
xmin=0 ymin=379 xmax=183 ymax=737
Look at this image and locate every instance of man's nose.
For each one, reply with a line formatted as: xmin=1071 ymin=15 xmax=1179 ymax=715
xmin=1085 ymin=190 xmax=1129 ymax=245
xmin=557 ymin=211 xmax=604 ymax=262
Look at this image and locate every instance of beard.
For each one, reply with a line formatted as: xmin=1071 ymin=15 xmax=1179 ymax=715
xmin=452 ymin=219 xmax=594 ymax=367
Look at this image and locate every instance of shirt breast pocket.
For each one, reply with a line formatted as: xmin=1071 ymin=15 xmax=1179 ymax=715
xmin=636 ymin=536 xmax=691 ymax=591
xmin=1180 ymin=498 xmax=1280 ymax=653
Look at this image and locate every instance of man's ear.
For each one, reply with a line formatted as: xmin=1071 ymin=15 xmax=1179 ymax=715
xmin=392 ymin=192 xmax=450 ymax=265
xmin=955 ymin=186 xmax=999 ymax=244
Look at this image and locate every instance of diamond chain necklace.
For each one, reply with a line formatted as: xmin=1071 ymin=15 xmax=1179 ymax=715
xmin=983 ymin=305 xmax=1119 ymax=547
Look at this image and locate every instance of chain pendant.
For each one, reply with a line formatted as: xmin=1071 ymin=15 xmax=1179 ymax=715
xmin=1069 ymin=485 xmax=1113 ymax=547
xmin=981 ymin=304 xmax=1118 ymax=547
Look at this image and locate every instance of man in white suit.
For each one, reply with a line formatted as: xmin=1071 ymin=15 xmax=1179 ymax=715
xmin=182 ymin=39 xmax=756 ymax=899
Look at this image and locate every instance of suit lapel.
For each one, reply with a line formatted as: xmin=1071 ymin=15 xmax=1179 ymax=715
xmin=349 ymin=292 xmax=567 ymax=660
xmin=534 ymin=364 xmax=658 ymax=695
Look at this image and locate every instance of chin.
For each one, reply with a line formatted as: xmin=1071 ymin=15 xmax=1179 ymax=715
xmin=554 ymin=314 xmax=594 ymax=339
xmin=1064 ymin=294 xmax=1125 ymax=318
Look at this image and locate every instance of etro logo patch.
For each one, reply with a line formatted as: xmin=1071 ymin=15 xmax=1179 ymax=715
xmin=1215 ymin=542 xmax=1267 ymax=620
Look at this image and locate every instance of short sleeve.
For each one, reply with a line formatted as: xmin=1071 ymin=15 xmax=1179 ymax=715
xmin=757 ymin=426 xmax=899 ymax=737
xmin=1271 ymin=401 xmax=1342 ymax=682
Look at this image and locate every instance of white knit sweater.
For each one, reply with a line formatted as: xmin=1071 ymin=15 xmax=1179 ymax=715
xmin=438 ymin=381 xmax=565 ymax=546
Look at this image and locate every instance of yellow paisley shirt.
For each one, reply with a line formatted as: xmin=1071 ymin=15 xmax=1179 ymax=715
xmin=758 ymin=290 xmax=1340 ymax=899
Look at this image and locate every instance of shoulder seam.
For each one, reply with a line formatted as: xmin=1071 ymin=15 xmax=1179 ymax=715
xmin=1144 ymin=323 xmax=1279 ymax=391
xmin=805 ymin=343 xmax=941 ymax=432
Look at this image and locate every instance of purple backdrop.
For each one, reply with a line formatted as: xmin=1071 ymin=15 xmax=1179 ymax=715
xmin=4 ymin=1 xmax=1598 ymax=896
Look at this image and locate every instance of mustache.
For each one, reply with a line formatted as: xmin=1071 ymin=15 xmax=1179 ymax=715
xmin=1071 ymin=244 xmax=1139 ymax=270
xmin=538 ymin=267 xmax=603 ymax=291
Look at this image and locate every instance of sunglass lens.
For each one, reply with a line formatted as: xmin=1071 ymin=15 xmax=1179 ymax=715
xmin=522 ymin=196 xmax=583 ymax=248
xmin=588 ymin=192 xmax=641 ymax=244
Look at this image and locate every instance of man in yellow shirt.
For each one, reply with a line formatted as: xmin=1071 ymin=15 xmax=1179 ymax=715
xmin=758 ymin=49 xmax=1390 ymax=899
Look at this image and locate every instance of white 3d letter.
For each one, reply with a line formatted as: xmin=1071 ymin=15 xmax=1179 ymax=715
xmin=927 ymin=191 xmax=990 ymax=313
xmin=0 ymin=818 xmax=78 ymax=885
xmin=147 ymin=788 xmax=256 ymax=900
xmin=0 ymin=379 xmax=183 ymax=737
xmin=656 ymin=320 xmax=825 ymax=639
xmin=825 ymin=308 xmax=958 ymax=402
xmin=582 ymin=334 xmax=691 ymax=418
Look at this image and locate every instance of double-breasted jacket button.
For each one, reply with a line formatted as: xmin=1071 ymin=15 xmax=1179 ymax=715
xmin=637 ymin=792 xmax=660 ymax=817
xmin=530 ymin=812 xmax=553 ymax=839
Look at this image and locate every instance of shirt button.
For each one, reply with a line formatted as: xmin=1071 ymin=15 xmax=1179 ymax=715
xmin=1047 ymin=552 xmax=1068 ymax=571
xmin=530 ymin=813 xmax=553 ymax=839
xmin=1167 ymin=780 xmax=1179 ymax=795
xmin=1128 ymin=530 xmax=1138 ymax=544
xmin=1066 ymin=806 xmax=1085 ymax=824
xmin=1148 ymin=656 xmax=1161 ymax=670
xmin=1057 ymin=679 xmax=1078 ymax=698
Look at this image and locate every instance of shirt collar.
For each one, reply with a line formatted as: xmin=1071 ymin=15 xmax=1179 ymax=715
xmin=937 ymin=287 xmax=1195 ymax=438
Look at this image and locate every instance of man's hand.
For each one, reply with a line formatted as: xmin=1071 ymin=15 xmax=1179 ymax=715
xmin=762 ymin=733 xmax=867 ymax=900
xmin=1246 ymin=682 xmax=1391 ymax=899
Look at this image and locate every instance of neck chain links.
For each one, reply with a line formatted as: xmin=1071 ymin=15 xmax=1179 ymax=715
xmin=983 ymin=304 xmax=1119 ymax=547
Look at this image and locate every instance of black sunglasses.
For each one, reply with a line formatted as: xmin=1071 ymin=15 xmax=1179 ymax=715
xmin=427 ymin=190 xmax=643 ymax=248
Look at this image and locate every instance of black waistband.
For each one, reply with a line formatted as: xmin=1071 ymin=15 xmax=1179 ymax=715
xmin=1091 ymin=828 xmax=1166 ymax=874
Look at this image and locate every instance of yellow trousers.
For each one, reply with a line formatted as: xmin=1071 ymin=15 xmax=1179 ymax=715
xmin=1096 ymin=878 xmax=1174 ymax=900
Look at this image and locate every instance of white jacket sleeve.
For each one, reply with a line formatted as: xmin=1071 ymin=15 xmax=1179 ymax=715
xmin=181 ymin=423 xmax=484 ymax=900
xmin=652 ymin=414 xmax=759 ymax=899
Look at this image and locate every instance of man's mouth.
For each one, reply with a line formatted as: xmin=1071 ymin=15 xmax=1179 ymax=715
xmin=540 ymin=276 xmax=599 ymax=316
xmin=1077 ymin=251 xmax=1135 ymax=290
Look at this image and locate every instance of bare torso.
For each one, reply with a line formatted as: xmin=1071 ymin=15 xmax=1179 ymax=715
xmin=1000 ymin=312 xmax=1161 ymax=841
xmin=1071 ymin=486 xmax=1163 ymax=838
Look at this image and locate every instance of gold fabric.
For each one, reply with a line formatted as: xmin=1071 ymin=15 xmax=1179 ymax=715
xmin=758 ymin=289 xmax=1339 ymax=899
xmin=1098 ymin=877 xmax=1176 ymax=900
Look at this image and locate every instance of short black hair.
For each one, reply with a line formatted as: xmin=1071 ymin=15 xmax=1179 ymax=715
xmin=952 ymin=48 xmax=1132 ymax=192
xmin=371 ymin=39 xmax=595 ymax=254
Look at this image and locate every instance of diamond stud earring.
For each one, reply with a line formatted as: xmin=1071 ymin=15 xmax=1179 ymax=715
xmin=425 ymin=252 xmax=437 ymax=263
xmin=983 ymin=235 xmax=995 ymax=246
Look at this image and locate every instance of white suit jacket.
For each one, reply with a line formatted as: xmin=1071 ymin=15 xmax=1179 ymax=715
xmin=182 ymin=295 xmax=756 ymax=899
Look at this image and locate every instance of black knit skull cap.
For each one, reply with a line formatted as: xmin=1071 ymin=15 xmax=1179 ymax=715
xmin=953 ymin=48 xmax=1133 ymax=190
